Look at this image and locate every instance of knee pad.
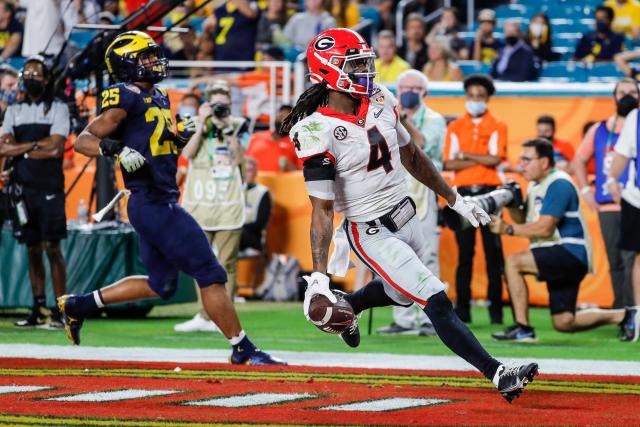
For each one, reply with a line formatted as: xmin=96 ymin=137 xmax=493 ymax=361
xmin=424 ymin=291 xmax=453 ymax=319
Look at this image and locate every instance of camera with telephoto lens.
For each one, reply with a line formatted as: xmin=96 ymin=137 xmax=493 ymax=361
xmin=211 ymin=103 xmax=230 ymax=119
xmin=442 ymin=181 xmax=524 ymax=231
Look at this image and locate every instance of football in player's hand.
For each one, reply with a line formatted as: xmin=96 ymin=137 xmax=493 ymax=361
xmin=308 ymin=291 xmax=355 ymax=334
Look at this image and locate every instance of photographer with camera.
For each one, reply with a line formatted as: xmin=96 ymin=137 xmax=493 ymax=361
xmin=175 ymin=81 xmax=249 ymax=333
xmin=443 ymin=74 xmax=507 ymax=324
xmin=490 ymin=139 xmax=639 ymax=342
xmin=0 ymin=55 xmax=70 ymax=328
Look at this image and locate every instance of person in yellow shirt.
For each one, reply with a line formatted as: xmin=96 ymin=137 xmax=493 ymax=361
xmin=606 ymin=0 xmax=640 ymax=41
xmin=374 ymin=30 xmax=410 ymax=84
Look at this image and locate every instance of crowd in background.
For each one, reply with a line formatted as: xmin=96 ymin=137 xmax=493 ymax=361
xmin=4 ymin=1 xmax=640 ymax=83
xmin=1 ymin=0 xmax=640 ymax=341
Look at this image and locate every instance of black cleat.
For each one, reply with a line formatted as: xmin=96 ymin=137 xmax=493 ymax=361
xmin=497 ymin=363 xmax=539 ymax=403
xmin=14 ymin=307 xmax=48 ymax=328
xmin=230 ymin=349 xmax=287 ymax=365
xmin=340 ymin=316 xmax=360 ymax=348
xmin=57 ymin=295 xmax=84 ymax=345
xmin=619 ymin=306 xmax=640 ymax=342
xmin=491 ymin=324 xmax=538 ymax=342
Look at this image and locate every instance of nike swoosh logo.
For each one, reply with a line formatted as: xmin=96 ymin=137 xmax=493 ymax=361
xmin=374 ymin=108 xmax=383 ymax=118
xmin=45 ymin=194 xmax=56 ymax=200
xmin=237 ymin=347 xmax=243 ymax=352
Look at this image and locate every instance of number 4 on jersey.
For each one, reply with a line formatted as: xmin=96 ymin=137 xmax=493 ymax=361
xmin=367 ymin=127 xmax=393 ymax=173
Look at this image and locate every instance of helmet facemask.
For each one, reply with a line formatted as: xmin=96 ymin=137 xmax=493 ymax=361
xmin=340 ymin=54 xmax=377 ymax=98
xmin=135 ymin=45 xmax=168 ymax=83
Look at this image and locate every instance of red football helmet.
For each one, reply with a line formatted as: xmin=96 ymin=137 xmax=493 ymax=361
xmin=307 ymin=28 xmax=377 ymax=97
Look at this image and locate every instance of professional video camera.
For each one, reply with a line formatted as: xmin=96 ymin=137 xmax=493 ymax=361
xmin=443 ymin=181 xmax=524 ymax=231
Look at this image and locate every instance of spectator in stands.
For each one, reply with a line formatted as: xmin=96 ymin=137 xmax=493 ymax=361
xmin=98 ymin=11 xmax=116 ymax=25
xmin=239 ymin=156 xmax=272 ymax=257
xmin=536 ymin=115 xmax=575 ymax=173
xmin=165 ymin=23 xmax=199 ymax=62
xmin=443 ymin=74 xmax=507 ymax=324
xmin=426 ymin=7 xmax=468 ymax=60
xmin=376 ymin=69 xmax=445 ymax=337
xmin=329 ymin=0 xmax=360 ymax=28
xmin=372 ymin=0 xmax=394 ymax=30
xmin=614 ymin=48 xmax=640 ymax=78
xmin=0 ymin=56 xmax=70 ymax=329
xmin=175 ymin=81 xmax=249 ymax=333
xmin=374 ymin=30 xmax=410 ymax=84
xmin=0 ymin=64 xmax=18 ymax=124
xmin=207 ymin=0 xmax=258 ymax=62
xmin=256 ymin=0 xmax=289 ymax=47
xmin=471 ymin=9 xmax=504 ymax=65
xmin=491 ymin=20 xmax=538 ymax=82
xmin=574 ymin=5 xmax=625 ymax=63
xmin=605 ymin=0 xmax=640 ymax=42
xmin=573 ymin=78 xmax=638 ymax=310
xmin=0 ymin=1 xmax=22 ymax=61
xmin=62 ymin=0 xmax=100 ymax=37
xmin=20 ymin=0 xmax=64 ymax=56
xmin=103 ymin=0 xmax=121 ymax=20
xmin=490 ymin=139 xmax=639 ymax=343
xmin=398 ymin=13 xmax=428 ymax=71
xmin=282 ymin=0 xmax=336 ymax=51
xmin=422 ymin=36 xmax=463 ymax=82
xmin=246 ymin=105 xmax=300 ymax=172
xmin=526 ymin=13 xmax=554 ymax=62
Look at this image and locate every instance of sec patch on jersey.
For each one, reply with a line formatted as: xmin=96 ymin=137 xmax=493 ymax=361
xmin=308 ymin=292 xmax=355 ymax=334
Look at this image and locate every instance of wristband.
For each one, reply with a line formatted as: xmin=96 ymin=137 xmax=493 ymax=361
xmin=580 ymin=186 xmax=591 ymax=195
xmin=505 ymin=224 xmax=514 ymax=236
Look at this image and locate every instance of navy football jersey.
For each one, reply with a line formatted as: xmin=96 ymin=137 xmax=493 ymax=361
xmin=213 ymin=1 xmax=258 ymax=62
xmin=100 ymin=83 xmax=179 ymax=203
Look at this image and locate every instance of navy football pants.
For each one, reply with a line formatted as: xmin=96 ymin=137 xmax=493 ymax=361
xmin=127 ymin=194 xmax=228 ymax=299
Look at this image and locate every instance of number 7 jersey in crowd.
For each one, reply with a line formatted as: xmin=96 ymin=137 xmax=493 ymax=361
xmin=289 ymin=84 xmax=410 ymax=223
xmin=100 ymin=82 xmax=179 ymax=203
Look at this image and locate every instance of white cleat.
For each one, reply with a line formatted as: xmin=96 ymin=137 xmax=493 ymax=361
xmin=174 ymin=313 xmax=220 ymax=333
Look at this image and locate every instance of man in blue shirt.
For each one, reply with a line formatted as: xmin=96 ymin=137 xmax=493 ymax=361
xmin=489 ymin=139 xmax=639 ymax=342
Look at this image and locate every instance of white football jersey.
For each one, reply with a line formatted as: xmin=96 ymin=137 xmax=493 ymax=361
xmin=291 ymin=84 xmax=411 ymax=223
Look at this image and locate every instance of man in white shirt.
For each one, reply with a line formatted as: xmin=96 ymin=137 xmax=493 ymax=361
xmin=20 ymin=0 xmax=64 ymax=56
xmin=607 ymin=105 xmax=640 ymax=341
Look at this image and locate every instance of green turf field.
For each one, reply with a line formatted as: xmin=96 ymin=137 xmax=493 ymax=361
xmin=0 ymin=302 xmax=636 ymax=361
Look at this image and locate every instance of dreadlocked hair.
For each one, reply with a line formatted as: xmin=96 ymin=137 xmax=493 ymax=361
xmin=281 ymin=83 xmax=329 ymax=134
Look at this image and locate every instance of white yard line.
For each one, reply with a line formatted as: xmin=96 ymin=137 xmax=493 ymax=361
xmin=0 ymin=344 xmax=638 ymax=377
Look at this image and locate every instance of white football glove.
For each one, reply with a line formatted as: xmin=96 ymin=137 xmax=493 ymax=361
xmin=449 ymin=187 xmax=491 ymax=228
xmin=176 ymin=114 xmax=196 ymax=145
xmin=117 ymin=146 xmax=145 ymax=173
xmin=302 ymin=272 xmax=337 ymax=321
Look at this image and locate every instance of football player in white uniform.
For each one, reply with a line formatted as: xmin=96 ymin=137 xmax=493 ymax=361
xmin=282 ymin=28 xmax=538 ymax=402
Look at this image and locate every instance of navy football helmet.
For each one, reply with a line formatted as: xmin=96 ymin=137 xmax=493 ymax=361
xmin=105 ymin=31 xmax=168 ymax=83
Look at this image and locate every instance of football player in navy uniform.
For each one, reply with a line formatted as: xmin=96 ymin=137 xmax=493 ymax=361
xmin=57 ymin=31 xmax=285 ymax=365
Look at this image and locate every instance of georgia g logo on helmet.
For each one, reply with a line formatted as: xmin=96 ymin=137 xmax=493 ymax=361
xmin=314 ymin=36 xmax=335 ymax=51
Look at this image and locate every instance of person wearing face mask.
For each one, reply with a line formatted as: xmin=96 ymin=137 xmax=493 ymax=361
xmin=535 ymin=115 xmax=575 ymax=173
xmin=375 ymin=69 xmax=446 ymax=337
xmin=0 ymin=55 xmax=70 ymax=329
xmin=526 ymin=13 xmax=554 ymax=62
xmin=491 ymin=20 xmax=538 ymax=82
xmin=573 ymin=78 xmax=640 ymax=312
xmin=490 ymin=139 xmax=639 ymax=342
xmin=246 ymin=105 xmax=301 ymax=172
xmin=175 ymin=81 xmax=250 ymax=333
xmin=175 ymin=93 xmax=201 ymax=186
xmin=0 ymin=65 xmax=18 ymax=230
xmin=443 ymin=75 xmax=507 ymax=324
xmin=574 ymin=6 xmax=626 ymax=63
